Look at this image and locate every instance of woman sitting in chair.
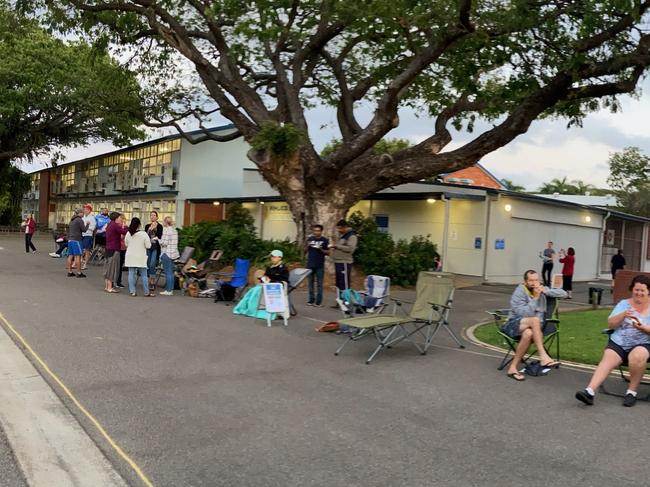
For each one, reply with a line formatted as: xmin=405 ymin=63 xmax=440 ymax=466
xmin=576 ymin=274 xmax=650 ymax=408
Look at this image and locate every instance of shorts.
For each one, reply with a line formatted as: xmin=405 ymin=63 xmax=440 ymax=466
xmin=68 ymin=240 xmax=82 ymax=256
xmin=606 ymin=340 xmax=650 ymax=364
xmin=501 ymin=317 xmax=522 ymax=338
xmin=81 ymin=235 xmax=93 ymax=250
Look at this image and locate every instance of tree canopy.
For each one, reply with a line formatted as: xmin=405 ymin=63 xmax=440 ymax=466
xmin=501 ymin=179 xmax=526 ymax=192
xmin=0 ymin=4 xmax=145 ymax=169
xmin=23 ymin=0 xmax=650 ymax=238
xmin=607 ymin=146 xmax=650 ymax=216
xmin=538 ymin=177 xmax=596 ymax=195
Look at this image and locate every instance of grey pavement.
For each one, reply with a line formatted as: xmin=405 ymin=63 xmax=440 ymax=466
xmin=0 ymin=233 xmax=646 ymax=487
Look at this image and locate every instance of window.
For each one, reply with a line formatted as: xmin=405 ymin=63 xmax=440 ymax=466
xmin=374 ymin=215 xmax=389 ymax=233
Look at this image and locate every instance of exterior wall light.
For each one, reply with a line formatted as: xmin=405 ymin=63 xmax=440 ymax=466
xmin=426 ymin=198 xmax=436 ymax=204
xmin=504 ymin=204 xmax=512 ymax=212
xmin=213 ymin=201 xmax=220 ymax=206
xmin=585 ymin=215 xmax=591 ymax=223
xmin=259 ymin=201 xmax=265 ymax=205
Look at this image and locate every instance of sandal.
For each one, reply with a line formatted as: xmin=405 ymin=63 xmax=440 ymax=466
xmin=104 ymin=288 xmax=119 ymax=293
xmin=541 ymin=360 xmax=560 ymax=368
xmin=507 ymin=372 xmax=526 ymax=382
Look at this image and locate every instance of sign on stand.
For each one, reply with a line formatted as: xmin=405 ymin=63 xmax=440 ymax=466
xmin=262 ymin=282 xmax=289 ymax=327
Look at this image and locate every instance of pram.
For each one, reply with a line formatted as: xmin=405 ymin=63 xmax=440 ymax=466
xmin=336 ymin=275 xmax=390 ymax=317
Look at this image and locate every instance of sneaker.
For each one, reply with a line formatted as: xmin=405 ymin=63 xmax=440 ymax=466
xmin=315 ymin=304 xmax=323 ymax=307
xmin=159 ymin=290 xmax=173 ymax=296
xmin=115 ymin=284 xmax=124 ymax=289
xmin=49 ymin=252 xmax=60 ymax=258
xmin=130 ymin=293 xmax=137 ymax=297
xmin=306 ymin=302 xmax=314 ymax=306
xmin=31 ymin=250 xmax=37 ymax=254
xmin=575 ymin=389 xmax=594 ymax=406
xmin=623 ymin=393 xmax=637 ymax=407
xmin=67 ymin=272 xmax=75 ymax=277
xmin=76 ymin=273 xmax=87 ymax=278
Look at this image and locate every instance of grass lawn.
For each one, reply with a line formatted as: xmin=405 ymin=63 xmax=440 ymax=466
xmin=474 ymin=308 xmax=612 ymax=366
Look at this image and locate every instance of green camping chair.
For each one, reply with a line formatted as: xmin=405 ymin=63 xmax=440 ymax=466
xmin=487 ymin=297 xmax=560 ymax=371
xmin=334 ymin=272 xmax=464 ymax=364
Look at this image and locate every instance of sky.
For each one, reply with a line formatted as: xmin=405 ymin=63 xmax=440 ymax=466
xmin=21 ymin=78 xmax=650 ymax=192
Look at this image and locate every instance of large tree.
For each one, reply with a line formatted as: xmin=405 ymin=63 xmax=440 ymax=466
xmin=28 ymin=1 xmax=650 ymax=239
xmin=0 ymin=4 xmax=144 ymax=171
xmin=607 ymin=146 xmax=650 ymax=216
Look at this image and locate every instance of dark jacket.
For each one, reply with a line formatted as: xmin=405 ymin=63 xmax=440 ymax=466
xmin=68 ymin=215 xmax=89 ymax=241
xmin=265 ymin=263 xmax=289 ymax=283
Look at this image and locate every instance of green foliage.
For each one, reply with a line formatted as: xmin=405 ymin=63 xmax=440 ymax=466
xmin=606 ymin=147 xmax=650 ymax=217
xmin=321 ymin=138 xmax=411 ymax=157
xmin=0 ymin=5 xmax=144 ymax=169
xmin=0 ymin=165 xmax=29 ymax=225
xmin=538 ymin=177 xmax=595 ymax=195
xmin=251 ymin=122 xmax=306 ymax=158
xmin=177 ymin=203 xmax=303 ymax=266
xmin=347 ymin=211 xmax=439 ymax=286
xmin=500 ymin=179 xmax=526 ymax=192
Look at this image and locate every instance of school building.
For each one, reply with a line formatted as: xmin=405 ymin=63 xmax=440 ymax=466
xmin=22 ymin=126 xmax=650 ymax=284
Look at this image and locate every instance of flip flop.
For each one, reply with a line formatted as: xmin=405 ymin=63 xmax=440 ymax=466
xmin=507 ymin=372 xmax=526 ymax=381
xmin=541 ymin=360 xmax=560 ymax=368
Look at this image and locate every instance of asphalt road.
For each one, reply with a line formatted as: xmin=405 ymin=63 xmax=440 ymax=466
xmin=0 ymin=234 xmax=644 ymax=487
xmin=0 ymin=423 xmax=27 ymax=487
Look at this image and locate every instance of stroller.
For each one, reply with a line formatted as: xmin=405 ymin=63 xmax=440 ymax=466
xmin=336 ymin=275 xmax=390 ymax=317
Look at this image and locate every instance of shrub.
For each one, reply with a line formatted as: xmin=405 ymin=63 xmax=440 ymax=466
xmin=347 ymin=211 xmax=439 ymax=286
xmin=178 ymin=203 xmax=304 ymax=266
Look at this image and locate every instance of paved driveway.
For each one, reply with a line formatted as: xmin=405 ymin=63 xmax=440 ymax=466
xmin=0 ymin=234 xmax=646 ymax=487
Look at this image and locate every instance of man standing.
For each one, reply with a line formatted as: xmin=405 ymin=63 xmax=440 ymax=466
xmin=329 ymin=219 xmax=357 ymax=308
xmin=539 ymin=241 xmax=556 ymax=287
xmin=611 ymin=249 xmax=626 ymax=293
xmin=501 ymin=270 xmax=567 ymax=381
xmin=67 ymin=208 xmax=89 ymax=278
xmin=305 ymin=224 xmax=329 ymax=307
xmin=81 ymin=204 xmax=96 ymax=270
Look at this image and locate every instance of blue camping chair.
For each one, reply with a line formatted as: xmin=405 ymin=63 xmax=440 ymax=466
xmin=214 ymin=258 xmax=250 ymax=303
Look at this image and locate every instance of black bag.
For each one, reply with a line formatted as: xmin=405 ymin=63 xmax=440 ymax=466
xmin=524 ymin=360 xmax=549 ymax=377
xmin=216 ymin=283 xmax=236 ymax=302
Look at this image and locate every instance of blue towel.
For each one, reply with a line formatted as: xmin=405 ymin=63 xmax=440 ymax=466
xmin=233 ymin=285 xmax=276 ymax=320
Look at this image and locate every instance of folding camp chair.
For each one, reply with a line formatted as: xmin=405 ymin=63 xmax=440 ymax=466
xmin=182 ymin=249 xmax=223 ymax=280
xmin=486 ymin=297 xmax=560 ymax=371
xmin=287 ymin=268 xmax=312 ymax=316
xmin=335 ymin=272 xmax=464 ymax=364
xmin=336 ymin=275 xmax=391 ymax=317
xmin=599 ymin=329 xmax=650 ymax=401
xmin=214 ymin=258 xmax=250 ymax=303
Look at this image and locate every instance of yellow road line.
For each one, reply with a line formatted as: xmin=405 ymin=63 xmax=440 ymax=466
xmin=0 ymin=312 xmax=155 ymax=487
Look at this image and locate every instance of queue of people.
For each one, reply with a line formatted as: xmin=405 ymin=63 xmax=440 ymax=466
xmin=48 ymin=206 xmax=179 ymax=297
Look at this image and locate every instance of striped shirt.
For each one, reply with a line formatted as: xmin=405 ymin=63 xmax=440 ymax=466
xmin=160 ymin=226 xmax=180 ymax=260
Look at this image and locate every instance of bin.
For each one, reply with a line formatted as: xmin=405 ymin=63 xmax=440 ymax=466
xmin=588 ymin=287 xmax=603 ymax=306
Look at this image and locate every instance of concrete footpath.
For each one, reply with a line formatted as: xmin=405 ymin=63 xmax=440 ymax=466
xmin=0 ymin=233 xmax=646 ymax=487
xmin=0 ymin=309 xmax=128 ymax=486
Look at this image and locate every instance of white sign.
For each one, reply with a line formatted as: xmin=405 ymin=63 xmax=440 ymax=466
xmin=262 ymin=283 xmax=287 ymax=313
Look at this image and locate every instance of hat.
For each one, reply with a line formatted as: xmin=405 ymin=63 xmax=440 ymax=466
xmin=270 ymin=250 xmax=283 ymax=258
xmin=83 ymin=204 xmax=93 ymax=211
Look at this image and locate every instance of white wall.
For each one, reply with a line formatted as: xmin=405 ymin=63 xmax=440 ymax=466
xmin=485 ymin=196 xmax=603 ymax=284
